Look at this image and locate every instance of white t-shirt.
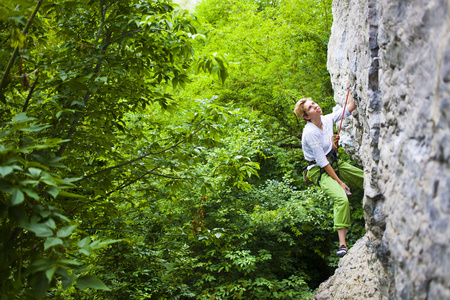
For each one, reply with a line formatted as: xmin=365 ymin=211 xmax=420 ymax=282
xmin=302 ymin=108 xmax=351 ymax=168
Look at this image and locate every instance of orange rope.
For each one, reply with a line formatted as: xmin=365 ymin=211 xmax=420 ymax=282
xmin=331 ymin=87 xmax=351 ymax=149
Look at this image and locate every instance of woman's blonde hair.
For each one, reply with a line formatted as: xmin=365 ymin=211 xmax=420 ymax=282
xmin=293 ymin=98 xmax=311 ymax=121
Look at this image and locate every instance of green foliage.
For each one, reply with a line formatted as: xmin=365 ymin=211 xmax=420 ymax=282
xmin=0 ymin=0 xmax=214 ymax=297
xmin=192 ymin=0 xmax=334 ymax=143
xmin=0 ymin=113 xmax=121 ymax=298
xmin=0 ymin=0 xmax=365 ymax=299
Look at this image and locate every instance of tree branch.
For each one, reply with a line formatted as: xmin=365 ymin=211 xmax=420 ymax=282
xmin=103 ymin=29 xmax=143 ymax=48
xmin=56 ymin=101 xmax=85 ymax=157
xmin=56 ymin=28 xmax=112 ymax=157
xmin=241 ymin=40 xmax=271 ymax=63
xmin=82 ymin=123 xmax=206 ymax=179
xmin=105 ymin=166 xmax=161 ymax=197
xmin=22 ymin=73 xmax=39 ymax=113
xmin=102 ymin=27 xmax=173 ymax=49
xmin=90 ymin=227 xmax=135 ymax=234
xmin=147 ymin=171 xmax=187 ymax=180
xmin=0 ymin=0 xmax=43 ymax=99
xmin=0 ymin=35 xmax=11 ymax=48
xmin=98 ymin=166 xmax=188 ymax=201
xmin=33 ymin=19 xmax=94 ymax=48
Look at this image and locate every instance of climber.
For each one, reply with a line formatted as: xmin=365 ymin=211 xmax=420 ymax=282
xmin=293 ymin=87 xmax=364 ymax=257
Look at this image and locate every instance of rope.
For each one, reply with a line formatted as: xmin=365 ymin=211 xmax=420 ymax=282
xmin=331 ymin=87 xmax=351 ymax=149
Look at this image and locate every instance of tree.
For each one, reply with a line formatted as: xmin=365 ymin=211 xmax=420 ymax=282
xmin=0 ymin=0 xmax=227 ymax=297
xmin=192 ymin=0 xmax=334 ymax=143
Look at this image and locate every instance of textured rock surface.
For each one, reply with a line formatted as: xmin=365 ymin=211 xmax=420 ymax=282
xmin=314 ymin=236 xmax=389 ymax=300
xmin=316 ymin=0 xmax=450 ymax=299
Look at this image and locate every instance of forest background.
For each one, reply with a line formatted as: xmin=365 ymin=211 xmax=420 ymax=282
xmin=0 ymin=0 xmax=365 ymax=299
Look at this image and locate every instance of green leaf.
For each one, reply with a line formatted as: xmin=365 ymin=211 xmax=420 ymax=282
xmin=12 ymin=113 xmax=34 ymax=123
xmin=59 ymin=259 xmax=82 ymax=266
xmin=21 ymin=180 xmax=40 ymax=186
xmin=0 ymin=166 xmax=14 ymax=177
xmin=78 ymin=237 xmax=90 ymax=248
xmin=22 ymin=123 xmax=51 ymax=132
xmin=53 ymin=212 xmax=70 ymax=222
xmin=58 ymin=191 xmax=85 ymax=198
xmin=10 ymin=188 xmax=25 ymax=205
xmin=89 ymin=239 xmax=121 ymax=250
xmin=79 ymin=248 xmax=92 ymax=256
xmin=78 ymin=237 xmax=93 ymax=256
xmin=62 ymin=177 xmax=82 ymax=184
xmin=172 ymin=77 xmax=178 ymax=88
xmin=76 ymin=275 xmax=110 ymax=291
xmin=28 ymin=167 xmax=42 ymax=178
xmin=62 ymin=274 xmax=77 ymax=290
xmin=9 ymin=206 xmax=28 ymax=226
xmin=43 ymin=217 xmax=56 ymax=230
xmin=201 ymin=185 xmax=206 ymax=197
xmin=22 ymin=188 xmax=40 ymax=200
xmin=27 ymin=223 xmax=53 ymax=237
xmin=78 ymin=236 xmax=91 ymax=248
xmin=44 ymin=237 xmax=63 ymax=250
xmin=47 ymin=187 xmax=59 ymax=198
xmin=59 ymin=70 xmax=67 ymax=80
xmin=30 ymin=271 xmax=49 ymax=298
xmin=45 ymin=265 xmax=56 ymax=282
xmin=56 ymin=225 xmax=77 ymax=238
xmin=39 ymin=210 xmax=51 ymax=218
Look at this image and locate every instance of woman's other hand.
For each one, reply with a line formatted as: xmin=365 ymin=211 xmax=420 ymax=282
xmin=340 ymin=182 xmax=351 ymax=195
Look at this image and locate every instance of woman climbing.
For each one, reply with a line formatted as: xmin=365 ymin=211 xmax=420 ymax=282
xmin=293 ymin=87 xmax=364 ymax=257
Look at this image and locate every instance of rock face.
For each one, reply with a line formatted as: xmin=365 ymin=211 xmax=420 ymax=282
xmin=314 ymin=235 xmax=390 ymax=299
xmin=316 ymin=0 xmax=450 ymax=299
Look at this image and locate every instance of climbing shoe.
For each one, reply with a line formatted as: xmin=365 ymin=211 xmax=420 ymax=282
xmin=336 ymin=245 xmax=347 ymax=257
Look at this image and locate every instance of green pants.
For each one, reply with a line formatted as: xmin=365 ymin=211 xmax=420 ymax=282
xmin=307 ymin=161 xmax=364 ymax=231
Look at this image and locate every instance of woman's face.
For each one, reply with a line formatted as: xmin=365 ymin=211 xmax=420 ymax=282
xmin=303 ymin=100 xmax=322 ymax=120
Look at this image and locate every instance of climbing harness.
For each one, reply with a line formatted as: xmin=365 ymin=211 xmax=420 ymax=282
xmin=302 ymin=148 xmax=339 ymax=186
xmin=302 ymin=87 xmax=351 ymax=187
xmin=314 ymin=148 xmax=339 ymax=187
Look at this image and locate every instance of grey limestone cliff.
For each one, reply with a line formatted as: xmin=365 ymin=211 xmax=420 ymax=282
xmin=314 ymin=0 xmax=450 ymax=299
